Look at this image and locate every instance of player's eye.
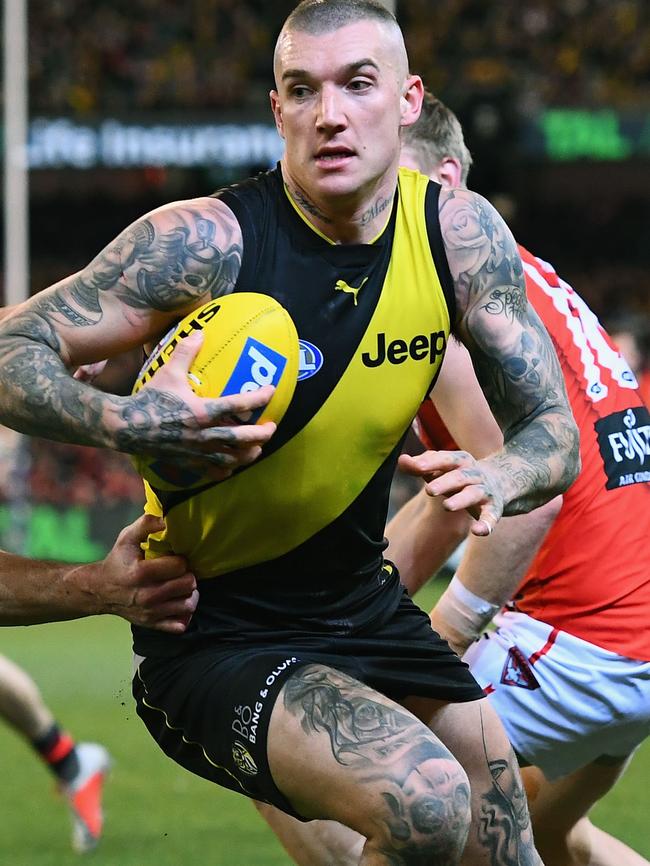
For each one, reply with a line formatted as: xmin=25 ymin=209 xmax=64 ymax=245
xmin=291 ymin=85 xmax=312 ymax=99
xmin=348 ymin=78 xmax=372 ymax=92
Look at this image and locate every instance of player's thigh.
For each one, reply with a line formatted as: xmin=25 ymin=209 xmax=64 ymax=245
xmin=268 ymin=663 xmax=472 ymax=844
xmin=405 ymin=694 xmax=537 ymax=859
xmin=523 ymin=755 xmax=634 ymax=833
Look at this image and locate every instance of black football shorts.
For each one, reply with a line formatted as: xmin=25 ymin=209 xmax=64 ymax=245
xmin=132 ymin=587 xmax=484 ymax=819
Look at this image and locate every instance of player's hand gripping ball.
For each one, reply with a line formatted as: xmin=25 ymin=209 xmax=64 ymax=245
xmin=132 ymin=293 xmax=300 ymax=490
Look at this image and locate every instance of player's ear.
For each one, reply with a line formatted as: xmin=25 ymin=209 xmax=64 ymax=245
xmin=399 ymin=75 xmax=424 ymax=129
xmin=437 ymin=157 xmax=463 ymax=188
xmin=270 ymin=90 xmax=285 ymax=139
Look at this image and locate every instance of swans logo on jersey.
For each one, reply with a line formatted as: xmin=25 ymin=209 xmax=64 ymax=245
xmin=500 ymin=646 xmax=540 ymax=690
xmin=232 ymin=741 xmax=258 ymax=777
xmin=222 ymin=337 xmax=287 ymax=421
xmin=595 ymin=405 xmax=650 ymax=489
xmin=297 ymin=339 xmax=323 ymax=381
xmin=362 ymin=331 xmax=447 ymax=367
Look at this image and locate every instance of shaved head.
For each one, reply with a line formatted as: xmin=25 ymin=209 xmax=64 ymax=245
xmin=274 ymin=0 xmax=408 ymax=86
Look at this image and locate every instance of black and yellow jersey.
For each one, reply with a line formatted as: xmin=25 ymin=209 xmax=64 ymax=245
xmin=134 ymin=166 xmax=455 ymax=655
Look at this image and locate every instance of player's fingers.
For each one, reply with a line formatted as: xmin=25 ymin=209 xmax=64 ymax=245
xmin=468 ymin=505 xmax=501 ymax=538
xmin=134 ymin=554 xmax=196 ymax=593
xmin=423 ymin=465 xmax=486 ymax=498
xmin=138 ymin=580 xmax=198 ymax=610
xmin=117 ymin=513 xmax=166 ymax=549
xmin=438 ymin=483 xmax=486 ymax=511
xmin=399 ymin=450 xmax=475 ymax=479
xmin=148 ymin=614 xmax=194 ymax=634
xmin=165 ymin=330 xmax=204 ymax=374
xmin=205 ymin=385 xmax=276 ymax=423
xmin=137 ymin=590 xmax=199 ymax=633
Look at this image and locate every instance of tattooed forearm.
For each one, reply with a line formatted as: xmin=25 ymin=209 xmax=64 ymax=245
xmin=283 ymin=666 xmax=470 ymax=864
xmin=0 ymin=335 xmax=241 ymax=464
xmin=441 ymin=189 xmax=579 ymax=512
xmin=0 ymin=196 xmax=243 ymax=448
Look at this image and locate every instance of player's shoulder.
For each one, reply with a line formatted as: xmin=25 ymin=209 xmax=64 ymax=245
xmin=212 ymin=166 xmax=283 ymax=208
xmin=141 ymin=194 xmax=242 ymax=235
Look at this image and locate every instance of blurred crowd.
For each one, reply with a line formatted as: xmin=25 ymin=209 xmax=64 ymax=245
xmin=29 ymin=0 xmax=648 ymax=116
xmin=402 ymin=0 xmax=648 ymax=117
xmin=0 ymin=428 xmax=144 ymax=508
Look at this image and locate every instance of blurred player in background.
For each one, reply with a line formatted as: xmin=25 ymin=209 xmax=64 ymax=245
xmin=0 ymin=511 xmax=198 ymax=854
xmin=0 ymin=654 xmax=110 ymax=853
xmin=255 ymin=90 xmax=650 ymax=866
xmin=0 ymin=2 xmax=582 ymax=862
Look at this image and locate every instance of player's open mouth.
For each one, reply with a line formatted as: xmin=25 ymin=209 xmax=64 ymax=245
xmin=315 ymin=148 xmax=354 ymax=168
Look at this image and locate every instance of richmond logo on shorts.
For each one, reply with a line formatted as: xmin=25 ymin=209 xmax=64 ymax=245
xmin=595 ymin=406 xmax=650 ymax=489
xmin=232 ymin=741 xmax=258 ymax=777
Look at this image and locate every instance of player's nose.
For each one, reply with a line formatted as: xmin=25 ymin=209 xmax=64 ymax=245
xmin=316 ymin=84 xmax=347 ymax=131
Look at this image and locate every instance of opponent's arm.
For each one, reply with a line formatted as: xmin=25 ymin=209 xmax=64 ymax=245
xmin=385 ymin=488 xmax=470 ymax=594
xmin=412 ymin=189 xmax=579 ymax=530
xmin=395 ymin=339 xmax=564 ymax=647
xmin=430 ymin=497 xmax=561 ymax=655
xmin=0 ymin=514 xmax=198 ymax=632
xmin=0 ymin=199 xmax=274 ymax=471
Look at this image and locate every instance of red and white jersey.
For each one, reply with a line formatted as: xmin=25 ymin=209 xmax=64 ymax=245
xmin=417 ymin=246 xmax=650 ymax=661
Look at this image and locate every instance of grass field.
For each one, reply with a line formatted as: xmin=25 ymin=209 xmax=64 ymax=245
xmin=1 ymin=587 xmax=648 ymax=864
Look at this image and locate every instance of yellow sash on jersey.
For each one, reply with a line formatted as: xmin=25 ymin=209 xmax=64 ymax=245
xmin=143 ymin=169 xmax=451 ymax=578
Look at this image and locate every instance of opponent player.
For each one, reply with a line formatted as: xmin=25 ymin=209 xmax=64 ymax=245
xmin=254 ymin=90 xmax=649 ymax=866
xmin=1 ymin=654 xmax=110 ymax=853
xmin=398 ymin=95 xmax=650 ymax=866
xmin=0 ymin=3 xmax=580 ymax=863
xmin=1 ymin=501 xmax=197 ymax=851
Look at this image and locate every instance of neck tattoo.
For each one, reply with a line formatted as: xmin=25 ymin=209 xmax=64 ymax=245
xmin=360 ymin=195 xmax=392 ymax=227
xmin=289 ymin=184 xmax=332 ymax=224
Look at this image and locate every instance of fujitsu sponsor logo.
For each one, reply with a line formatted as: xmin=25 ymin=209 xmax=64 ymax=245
xmin=608 ymin=409 xmax=650 ymax=465
xmin=595 ymin=406 xmax=650 ymax=490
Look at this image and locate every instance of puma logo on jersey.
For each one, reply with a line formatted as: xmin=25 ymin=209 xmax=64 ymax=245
xmin=335 ymin=277 xmax=368 ymax=305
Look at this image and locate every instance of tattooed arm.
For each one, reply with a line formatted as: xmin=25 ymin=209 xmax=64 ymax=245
xmin=0 ymin=199 xmax=274 ymax=470
xmin=403 ymin=190 xmax=579 ymax=532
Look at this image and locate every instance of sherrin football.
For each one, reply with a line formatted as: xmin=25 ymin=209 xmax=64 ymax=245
xmin=131 ymin=292 xmax=300 ymax=490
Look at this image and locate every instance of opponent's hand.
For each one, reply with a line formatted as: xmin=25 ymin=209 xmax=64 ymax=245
xmin=398 ymin=450 xmax=504 ymax=537
xmin=117 ymin=330 xmax=276 ymax=480
xmin=76 ymin=513 xmax=199 ymax=633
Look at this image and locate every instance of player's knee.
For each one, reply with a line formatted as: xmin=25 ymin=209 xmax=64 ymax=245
xmin=366 ymin=756 xmax=471 ymax=865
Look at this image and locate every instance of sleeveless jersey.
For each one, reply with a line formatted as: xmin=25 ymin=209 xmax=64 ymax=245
xmin=417 ymin=246 xmax=650 ymax=661
xmin=135 ymin=167 xmax=454 ymax=655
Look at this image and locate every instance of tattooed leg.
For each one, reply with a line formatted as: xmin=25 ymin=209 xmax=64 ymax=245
xmin=267 ymin=665 xmax=471 ymax=866
xmin=407 ymin=696 xmax=543 ymax=866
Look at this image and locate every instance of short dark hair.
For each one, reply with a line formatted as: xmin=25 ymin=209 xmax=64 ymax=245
xmin=402 ymin=89 xmax=473 ymax=184
xmin=284 ymin=0 xmax=397 ymax=34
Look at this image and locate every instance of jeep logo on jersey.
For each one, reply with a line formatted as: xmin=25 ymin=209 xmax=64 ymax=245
xmin=221 ymin=337 xmax=287 ymax=421
xmin=297 ymin=340 xmax=324 ymax=381
xmin=595 ymin=405 xmax=650 ymax=489
xmin=362 ymin=331 xmax=447 ymax=368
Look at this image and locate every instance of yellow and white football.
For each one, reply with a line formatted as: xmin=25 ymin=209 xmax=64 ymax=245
xmin=132 ymin=292 xmax=299 ymax=490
